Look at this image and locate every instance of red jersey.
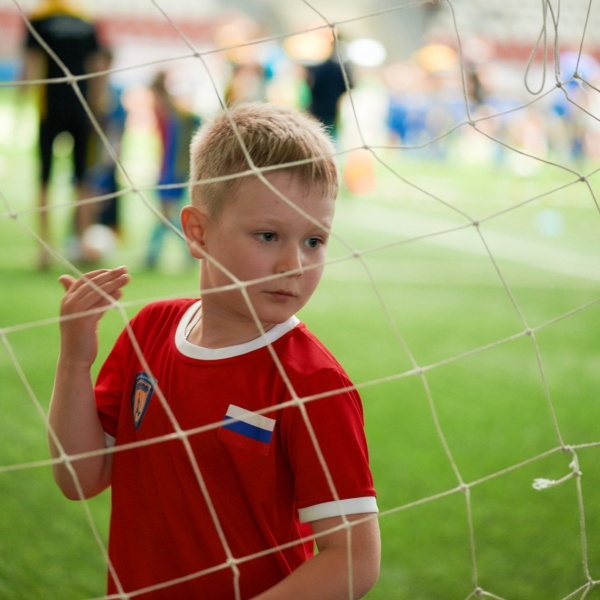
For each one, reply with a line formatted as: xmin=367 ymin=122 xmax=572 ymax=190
xmin=96 ymin=299 xmax=377 ymax=599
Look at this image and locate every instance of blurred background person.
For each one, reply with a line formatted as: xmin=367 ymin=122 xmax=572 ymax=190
xmin=21 ymin=0 xmax=103 ymax=269
xmin=84 ymin=46 xmax=126 ymax=239
xmin=304 ymin=29 xmax=352 ymax=139
xmin=216 ymin=12 xmax=270 ymax=106
xmin=145 ymin=70 xmax=199 ymax=270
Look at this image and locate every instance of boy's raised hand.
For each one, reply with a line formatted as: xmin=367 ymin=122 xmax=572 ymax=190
xmin=57 ymin=266 xmax=130 ymax=368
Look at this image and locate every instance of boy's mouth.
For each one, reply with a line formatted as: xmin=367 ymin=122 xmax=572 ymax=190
xmin=265 ymin=289 xmax=296 ymax=300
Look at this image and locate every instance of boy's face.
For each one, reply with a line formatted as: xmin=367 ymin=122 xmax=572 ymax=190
xmin=198 ymin=171 xmax=335 ymax=339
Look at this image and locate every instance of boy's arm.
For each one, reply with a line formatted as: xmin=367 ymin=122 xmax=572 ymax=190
xmin=252 ymin=513 xmax=381 ymax=600
xmin=48 ymin=267 xmax=130 ymax=500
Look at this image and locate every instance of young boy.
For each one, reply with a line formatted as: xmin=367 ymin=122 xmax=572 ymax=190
xmin=49 ymin=102 xmax=380 ymax=599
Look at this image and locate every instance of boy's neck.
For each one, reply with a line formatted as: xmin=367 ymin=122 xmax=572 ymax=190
xmin=186 ymin=303 xmax=277 ymax=349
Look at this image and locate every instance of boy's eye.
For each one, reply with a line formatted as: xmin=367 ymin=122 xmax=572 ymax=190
xmin=305 ymin=237 xmax=323 ymax=249
xmin=257 ymin=232 xmax=277 ymax=242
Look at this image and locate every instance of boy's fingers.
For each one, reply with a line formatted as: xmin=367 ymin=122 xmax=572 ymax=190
xmin=58 ymin=267 xmax=130 ymax=302
xmin=59 ymin=269 xmax=108 ymax=292
xmin=61 ymin=267 xmax=128 ymax=288
xmin=58 ymin=274 xmax=76 ymax=292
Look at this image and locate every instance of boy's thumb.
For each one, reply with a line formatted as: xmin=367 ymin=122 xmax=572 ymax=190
xmin=57 ymin=274 xmax=75 ymax=291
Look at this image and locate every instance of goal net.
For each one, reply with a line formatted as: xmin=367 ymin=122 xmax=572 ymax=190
xmin=0 ymin=0 xmax=599 ymax=598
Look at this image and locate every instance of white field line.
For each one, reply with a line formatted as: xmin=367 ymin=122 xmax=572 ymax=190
xmin=332 ymin=201 xmax=600 ymax=284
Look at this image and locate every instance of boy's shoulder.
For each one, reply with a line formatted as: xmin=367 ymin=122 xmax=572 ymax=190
xmin=133 ymin=298 xmax=196 ymax=326
xmin=278 ymin=322 xmax=347 ymax=378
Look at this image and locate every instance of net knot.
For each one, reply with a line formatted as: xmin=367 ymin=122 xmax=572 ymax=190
xmin=533 ymin=457 xmax=582 ymax=490
xmin=532 ymin=478 xmax=556 ymax=490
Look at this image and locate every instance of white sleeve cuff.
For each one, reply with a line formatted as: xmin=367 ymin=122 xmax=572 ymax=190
xmin=298 ymin=496 xmax=379 ymax=523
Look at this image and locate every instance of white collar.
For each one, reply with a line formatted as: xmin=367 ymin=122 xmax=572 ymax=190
xmin=175 ymin=301 xmax=300 ymax=360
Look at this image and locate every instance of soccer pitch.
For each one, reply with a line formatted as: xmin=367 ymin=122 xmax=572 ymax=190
xmin=1 ymin=89 xmax=600 ymax=598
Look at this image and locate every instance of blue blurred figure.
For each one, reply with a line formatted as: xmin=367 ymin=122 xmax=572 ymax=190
xmin=146 ymin=71 xmax=200 ymax=270
xmin=85 ymin=47 xmax=127 ymax=238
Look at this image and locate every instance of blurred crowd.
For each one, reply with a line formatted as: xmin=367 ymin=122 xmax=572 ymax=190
xmin=18 ymin=0 xmax=600 ymax=270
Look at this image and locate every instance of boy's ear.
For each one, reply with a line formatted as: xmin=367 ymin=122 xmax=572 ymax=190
xmin=180 ymin=205 xmax=208 ymax=259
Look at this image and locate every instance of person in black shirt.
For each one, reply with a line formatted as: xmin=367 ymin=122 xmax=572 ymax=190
xmin=305 ymin=37 xmax=352 ymax=139
xmin=22 ymin=0 xmax=102 ymax=269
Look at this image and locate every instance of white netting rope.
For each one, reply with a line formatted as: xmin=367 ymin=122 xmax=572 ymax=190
xmin=1 ymin=0 xmax=599 ymax=598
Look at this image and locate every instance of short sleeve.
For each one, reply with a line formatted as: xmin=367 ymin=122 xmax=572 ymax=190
xmin=95 ymin=326 xmax=133 ymax=439
xmin=280 ymin=368 xmax=377 ymax=521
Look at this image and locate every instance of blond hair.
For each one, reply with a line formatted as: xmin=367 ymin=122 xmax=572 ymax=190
xmin=189 ymin=102 xmax=338 ymax=216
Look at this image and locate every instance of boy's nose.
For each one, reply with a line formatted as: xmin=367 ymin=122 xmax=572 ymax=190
xmin=277 ymin=245 xmax=304 ymax=276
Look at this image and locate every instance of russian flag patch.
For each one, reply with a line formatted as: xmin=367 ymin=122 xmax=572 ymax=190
xmin=218 ymin=404 xmax=276 ymax=456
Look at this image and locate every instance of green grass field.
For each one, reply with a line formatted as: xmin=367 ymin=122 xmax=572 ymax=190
xmin=1 ymin=87 xmax=600 ymax=599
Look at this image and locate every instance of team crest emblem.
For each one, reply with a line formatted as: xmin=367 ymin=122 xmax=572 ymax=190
xmin=131 ymin=372 xmax=156 ymax=430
